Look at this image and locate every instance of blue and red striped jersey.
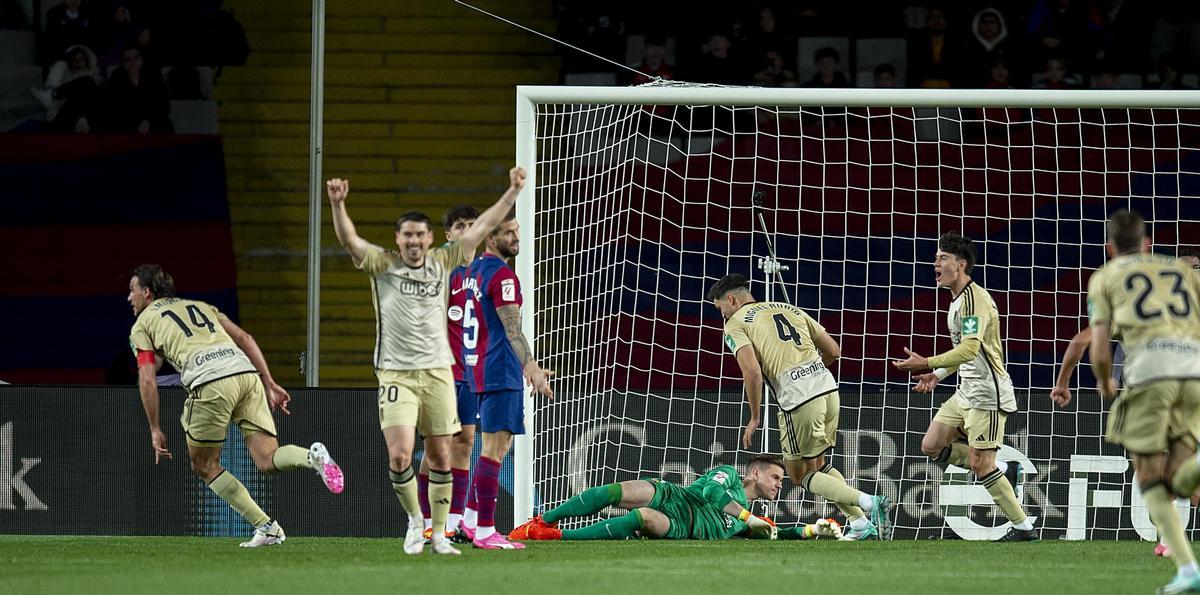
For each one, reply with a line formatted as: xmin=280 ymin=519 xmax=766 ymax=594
xmin=463 ymin=253 xmax=524 ymax=393
xmin=446 ymin=264 xmax=470 ymax=382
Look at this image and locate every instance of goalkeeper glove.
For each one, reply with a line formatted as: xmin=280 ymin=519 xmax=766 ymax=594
xmin=746 ymin=514 xmax=778 ymax=540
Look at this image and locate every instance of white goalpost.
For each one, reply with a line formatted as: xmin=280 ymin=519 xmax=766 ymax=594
xmin=513 ymin=85 xmax=1200 ymax=540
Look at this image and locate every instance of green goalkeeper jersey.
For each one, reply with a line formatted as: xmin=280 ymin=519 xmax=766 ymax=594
xmin=684 ymin=465 xmax=750 ymax=540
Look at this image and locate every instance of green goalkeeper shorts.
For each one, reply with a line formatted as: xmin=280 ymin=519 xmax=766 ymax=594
xmin=646 ymin=479 xmax=694 ymax=540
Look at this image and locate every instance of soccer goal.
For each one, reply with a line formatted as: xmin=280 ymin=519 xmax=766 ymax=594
xmin=513 ymin=84 xmax=1200 ymax=540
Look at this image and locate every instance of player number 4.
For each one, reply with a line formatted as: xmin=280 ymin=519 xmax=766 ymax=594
xmin=773 ymin=313 xmax=803 ymax=346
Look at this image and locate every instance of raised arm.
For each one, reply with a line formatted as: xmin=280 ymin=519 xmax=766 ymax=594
xmin=326 ymin=178 xmax=372 ymax=264
xmin=458 ymin=167 xmax=525 ymax=254
xmin=496 ymin=303 xmax=554 ymax=399
xmin=221 ymin=317 xmax=292 ymax=414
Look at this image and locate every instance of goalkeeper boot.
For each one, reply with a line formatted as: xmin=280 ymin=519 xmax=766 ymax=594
xmin=307 ymin=442 xmax=344 ymax=494
xmin=239 ymin=520 xmax=286 ymax=548
xmin=1157 ymin=543 xmax=1173 ymax=557
xmin=430 ymin=532 xmax=462 ymax=556
xmin=996 ymin=526 xmax=1038 ymax=542
xmin=869 ymin=495 xmax=892 ymax=539
xmin=1157 ymin=571 xmax=1200 ymax=594
xmin=403 ymin=516 xmax=425 ymax=555
xmin=839 ymin=520 xmax=879 ymax=541
xmin=509 ymin=515 xmax=555 ymax=541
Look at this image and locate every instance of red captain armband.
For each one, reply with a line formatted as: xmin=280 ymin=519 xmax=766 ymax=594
xmin=136 ymin=350 xmax=156 ymax=367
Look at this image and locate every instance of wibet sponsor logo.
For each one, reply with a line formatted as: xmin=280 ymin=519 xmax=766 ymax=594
xmin=0 ymin=422 xmax=46 ymax=511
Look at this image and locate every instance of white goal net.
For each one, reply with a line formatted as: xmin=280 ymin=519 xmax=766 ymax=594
xmin=514 ymin=85 xmax=1200 ymax=540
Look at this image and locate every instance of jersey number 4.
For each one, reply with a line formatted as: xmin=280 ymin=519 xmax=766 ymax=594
xmin=773 ymin=313 xmax=803 ymax=346
xmin=161 ymin=305 xmax=217 ymax=337
xmin=1125 ymin=271 xmax=1192 ymax=320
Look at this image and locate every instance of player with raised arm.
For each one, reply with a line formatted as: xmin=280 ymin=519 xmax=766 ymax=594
xmin=893 ymin=232 xmax=1034 ymax=542
xmin=458 ymin=212 xmax=554 ymax=549
xmin=1087 ymin=210 xmax=1200 ymax=594
xmin=708 ymin=274 xmax=890 ymax=540
xmin=1051 ymin=248 xmax=1198 ymax=409
xmin=417 ymin=205 xmax=480 ymax=544
xmin=1050 ymin=247 xmax=1198 ymax=558
xmin=509 ymin=455 xmax=841 ymax=542
xmin=326 ymin=167 xmax=525 ymax=556
xmin=128 ymin=264 xmax=342 ymax=548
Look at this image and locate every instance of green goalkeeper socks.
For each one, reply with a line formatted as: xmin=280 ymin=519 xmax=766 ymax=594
xmin=544 ymin=483 xmax=623 ymax=524
xmin=562 ymin=510 xmax=643 ymax=540
xmin=271 ymin=445 xmax=311 ymax=472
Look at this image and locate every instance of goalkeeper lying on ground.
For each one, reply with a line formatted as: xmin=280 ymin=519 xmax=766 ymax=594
xmin=509 ymin=454 xmax=841 ymax=541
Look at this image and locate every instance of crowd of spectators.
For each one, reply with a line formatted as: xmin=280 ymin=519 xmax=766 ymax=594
xmin=2 ymin=0 xmax=248 ymax=133
xmin=555 ymin=1 xmax=1200 ymax=91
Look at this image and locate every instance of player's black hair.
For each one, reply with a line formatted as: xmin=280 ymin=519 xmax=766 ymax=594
xmin=1178 ymin=246 xmax=1199 ymax=259
xmin=939 ymin=232 xmax=976 ymax=273
xmin=706 ymin=273 xmax=751 ymax=302
xmin=441 ymin=204 xmax=479 ymax=230
xmin=747 ymin=454 xmax=785 ymax=474
xmin=488 ymin=209 xmax=518 ymax=236
xmin=1107 ymin=208 xmax=1145 ymax=254
xmin=131 ymin=263 xmax=176 ymax=299
xmin=396 ymin=211 xmax=432 ymax=231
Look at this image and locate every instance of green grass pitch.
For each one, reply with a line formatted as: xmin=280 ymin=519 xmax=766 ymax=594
xmin=0 ymin=535 xmax=1174 ymax=594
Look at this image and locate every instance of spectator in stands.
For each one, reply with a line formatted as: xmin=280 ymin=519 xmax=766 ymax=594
xmin=752 ymin=50 xmax=797 ymax=87
xmin=1025 ymin=0 xmax=1096 ymax=76
xmin=984 ymin=58 xmax=1014 ymax=89
xmin=873 ymin=63 xmax=897 ymax=88
xmin=630 ymin=38 xmax=674 ymax=85
xmin=100 ymin=46 xmax=172 ymax=134
xmin=44 ymin=0 xmax=94 ymax=63
xmin=802 ymin=46 xmax=850 ymax=88
xmin=1032 ymin=55 xmax=1081 ymax=89
xmin=908 ymin=6 xmax=961 ymax=88
xmin=33 ymin=45 xmax=101 ymax=133
xmin=94 ymin=1 xmax=142 ymax=70
xmin=962 ymin=8 xmax=1019 ymax=87
xmin=1147 ymin=53 xmax=1195 ymax=90
xmin=693 ymin=32 xmax=742 ymax=85
xmin=0 ymin=0 xmax=27 ymax=29
xmin=741 ymin=7 xmax=793 ymax=73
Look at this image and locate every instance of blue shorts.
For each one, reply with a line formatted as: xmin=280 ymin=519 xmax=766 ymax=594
xmin=479 ymin=388 xmax=525 ymax=435
xmin=456 ymin=381 xmax=479 ymax=427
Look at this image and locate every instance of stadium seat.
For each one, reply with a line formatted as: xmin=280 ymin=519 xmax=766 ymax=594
xmin=854 ymin=38 xmax=907 ymax=87
xmin=0 ymin=31 xmax=35 ymax=66
xmin=169 ymin=100 xmax=219 ymax=134
xmin=563 ymin=71 xmax=617 ymax=86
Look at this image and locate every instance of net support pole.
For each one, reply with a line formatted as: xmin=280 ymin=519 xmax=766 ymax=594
xmin=513 ymin=90 xmax=537 ymax=525
xmin=752 ymin=192 xmax=789 ymax=458
xmin=304 ymin=0 xmax=325 ymax=387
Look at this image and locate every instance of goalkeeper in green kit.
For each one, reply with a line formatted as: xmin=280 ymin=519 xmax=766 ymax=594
xmin=509 ymin=454 xmax=841 ymax=541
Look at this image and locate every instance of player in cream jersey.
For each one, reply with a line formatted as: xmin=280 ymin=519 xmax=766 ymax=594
xmin=894 ymin=233 xmax=1034 ymax=542
xmin=326 ymin=167 xmax=526 ymax=556
xmin=709 ymin=274 xmax=891 ymax=540
xmin=128 ymin=264 xmax=342 ymax=549
xmin=1088 ymin=210 xmax=1200 ymax=595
